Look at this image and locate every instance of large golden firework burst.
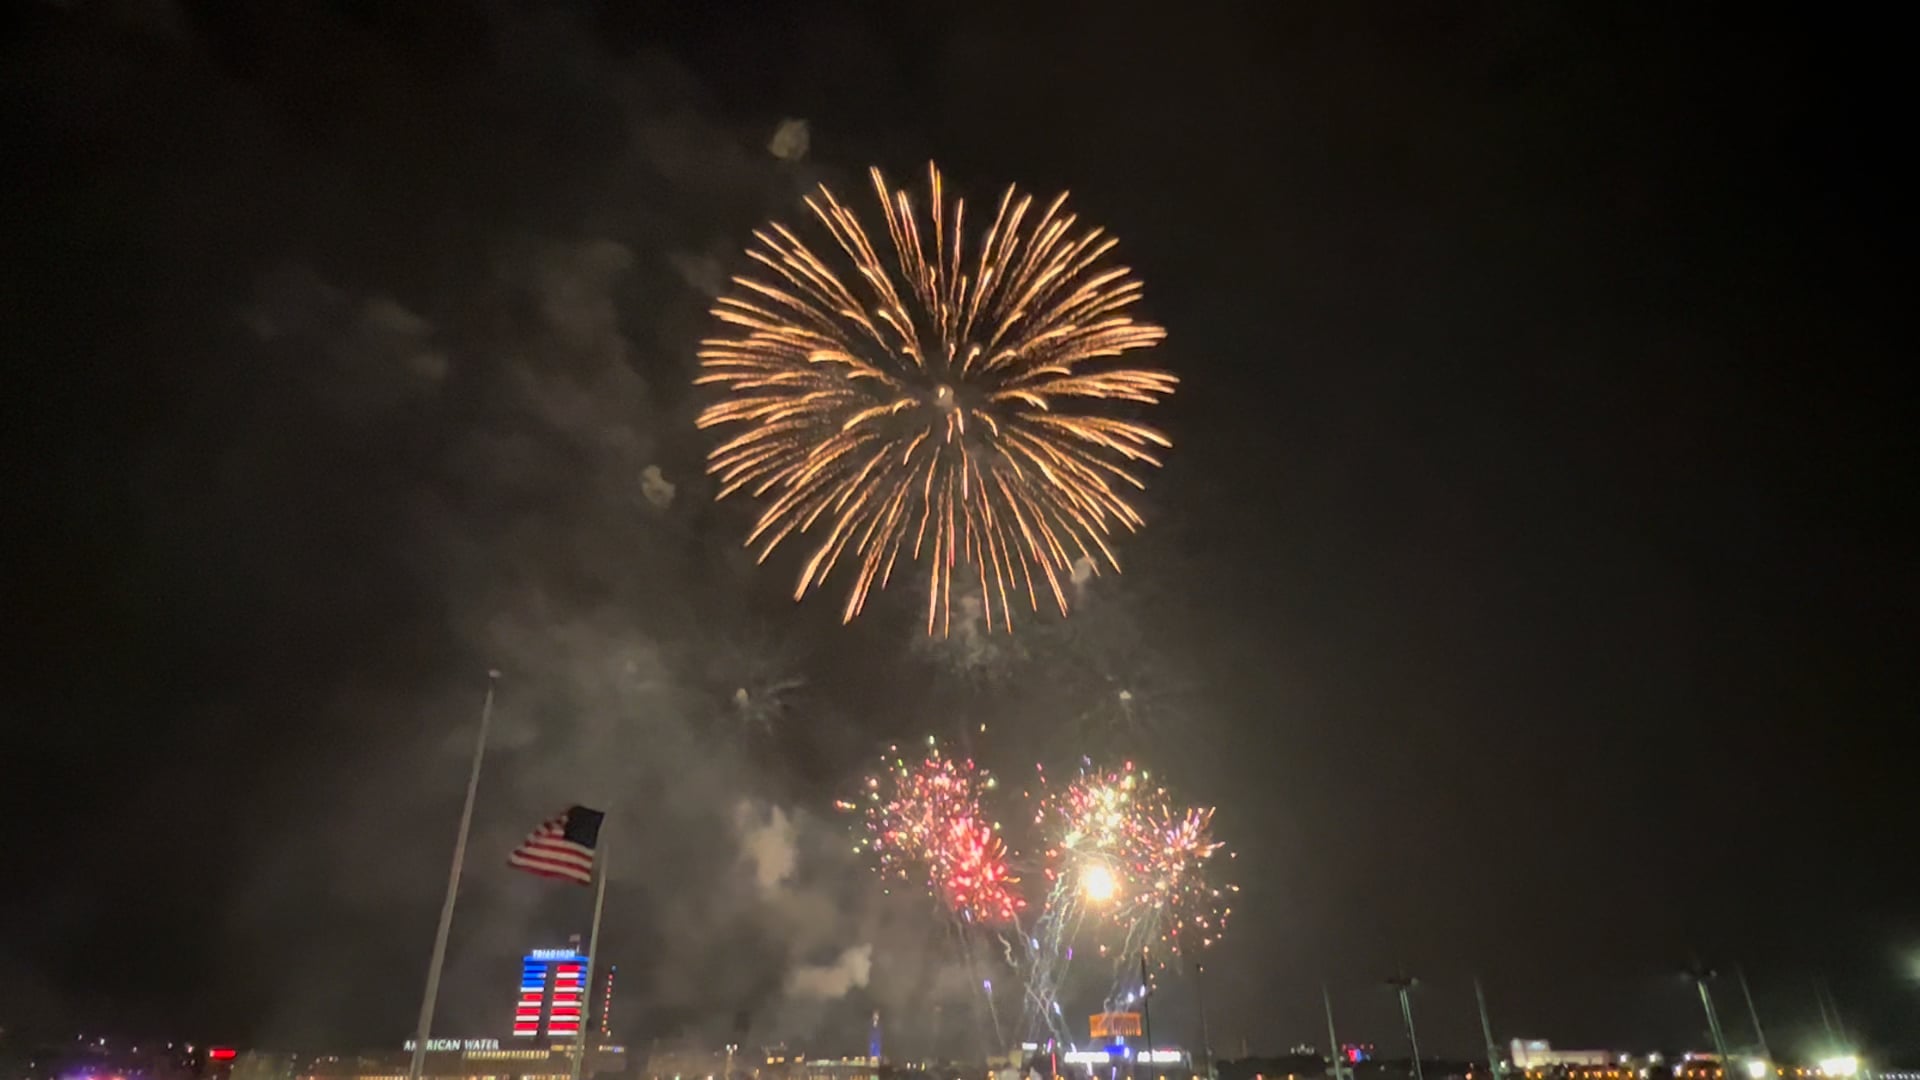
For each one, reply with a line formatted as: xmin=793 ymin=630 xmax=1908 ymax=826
xmin=696 ymin=163 xmax=1175 ymax=634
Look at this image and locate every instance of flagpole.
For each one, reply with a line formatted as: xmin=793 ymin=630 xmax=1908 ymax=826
xmin=408 ymin=670 xmax=499 ymax=1080
xmin=572 ymin=816 xmax=611 ymax=1080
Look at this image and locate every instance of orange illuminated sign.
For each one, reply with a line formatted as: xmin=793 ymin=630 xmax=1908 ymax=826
xmin=1089 ymin=1013 xmax=1142 ymax=1038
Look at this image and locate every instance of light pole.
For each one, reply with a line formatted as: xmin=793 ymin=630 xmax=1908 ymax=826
xmin=1736 ymin=967 xmax=1770 ymax=1063
xmin=1814 ymin=977 xmax=1852 ymax=1052
xmin=1685 ymin=965 xmax=1734 ymax=1075
xmin=1387 ymin=973 xmax=1424 ymax=1080
xmin=1474 ymin=979 xmax=1503 ymax=1080
xmin=1139 ymin=951 xmax=1156 ymax=1080
xmin=1814 ymin=978 xmax=1841 ymax=1045
xmin=1323 ymin=986 xmax=1347 ymax=1080
xmin=1195 ymin=963 xmax=1214 ymax=1080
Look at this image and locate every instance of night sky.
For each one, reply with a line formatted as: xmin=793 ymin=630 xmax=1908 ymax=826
xmin=3 ymin=0 xmax=1913 ymax=1065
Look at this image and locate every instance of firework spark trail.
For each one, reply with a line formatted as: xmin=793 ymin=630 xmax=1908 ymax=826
xmin=698 ymin=163 xmax=1176 ymax=635
xmin=1018 ymin=759 xmax=1237 ymax=1036
xmin=840 ymin=739 xmax=1025 ymax=924
xmin=1018 ymin=867 xmax=1105 ymax=1045
xmin=839 ymin=740 xmax=1033 ymax=1055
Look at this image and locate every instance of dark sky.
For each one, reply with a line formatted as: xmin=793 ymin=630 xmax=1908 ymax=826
xmin=3 ymin=0 xmax=1913 ymax=1065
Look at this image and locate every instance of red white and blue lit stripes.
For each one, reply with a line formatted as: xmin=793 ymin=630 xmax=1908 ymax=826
xmin=547 ymin=961 xmax=583 ymax=1038
xmin=513 ymin=955 xmax=547 ymax=1037
xmin=513 ymin=951 xmax=589 ymax=1039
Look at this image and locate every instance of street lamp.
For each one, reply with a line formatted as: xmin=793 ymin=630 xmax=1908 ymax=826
xmin=1386 ymin=973 xmax=1424 ymax=1080
xmin=1195 ymin=963 xmax=1214 ymax=1080
xmin=1323 ymin=986 xmax=1348 ymax=1080
xmin=1683 ymin=965 xmax=1734 ymax=1074
xmin=1736 ymin=967 xmax=1771 ymax=1065
xmin=1138 ymin=951 xmax=1156 ymax=1080
xmin=1474 ymin=979 xmax=1503 ymax=1080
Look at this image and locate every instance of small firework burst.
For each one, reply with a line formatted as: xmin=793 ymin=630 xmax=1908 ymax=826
xmin=1032 ymin=759 xmax=1233 ymax=955
xmin=841 ymin=738 xmax=1024 ymax=923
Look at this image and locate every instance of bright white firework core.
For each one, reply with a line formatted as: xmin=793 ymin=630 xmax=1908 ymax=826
xmin=1082 ymin=863 xmax=1117 ymax=903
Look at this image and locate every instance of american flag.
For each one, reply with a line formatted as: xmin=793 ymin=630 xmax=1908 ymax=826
xmin=507 ymin=805 xmax=604 ymax=885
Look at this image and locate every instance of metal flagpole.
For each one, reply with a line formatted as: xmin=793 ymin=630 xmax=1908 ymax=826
xmin=408 ymin=670 xmax=499 ymax=1080
xmin=571 ymin=817 xmax=612 ymax=1080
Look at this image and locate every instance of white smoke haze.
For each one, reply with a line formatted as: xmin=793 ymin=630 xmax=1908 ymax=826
xmin=242 ymin=264 xmax=448 ymax=417
xmin=1070 ymin=553 xmax=1098 ymax=587
xmin=522 ymin=239 xmax=636 ymax=368
xmin=668 ymin=250 xmax=727 ymax=298
xmin=640 ymin=464 xmax=677 ymax=510
xmin=768 ymin=118 xmax=811 ymax=161
xmin=785 ymin=944 xmax=871 ymax=1000
xmin=911 ymin=591 xmax=1032 ymax=686
xmin=736 ymin=802 xmax=799 ymax=893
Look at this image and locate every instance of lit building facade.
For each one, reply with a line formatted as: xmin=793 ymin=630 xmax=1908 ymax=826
xmin=1511 ymin=1043 xmax=1610 ymax=1070
xmin=514 ymin=949 xmax=588 ymax=1040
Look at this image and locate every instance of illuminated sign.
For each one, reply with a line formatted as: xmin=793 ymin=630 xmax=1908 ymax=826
xmin=1089 ymin=1013 xmax=1143 ymax=1039
xmin=403 ymin=1040 xmax=501 ymax=1052
xmin=209 ymin=1049 xmax=238 ymax=1062
xmin=1064 ymin=1050 xmax=1186 ymax=1067
xmin=514 ymin=949 xmax=589 ymax=1040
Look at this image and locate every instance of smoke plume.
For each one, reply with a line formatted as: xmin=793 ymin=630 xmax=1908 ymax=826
xmin=785 ymin=945 xmax=873 ymax=1000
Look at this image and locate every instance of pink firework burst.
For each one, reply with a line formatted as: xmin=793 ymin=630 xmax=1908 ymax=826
xmin=842 ymin=739 xmax=1025 ymax=923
